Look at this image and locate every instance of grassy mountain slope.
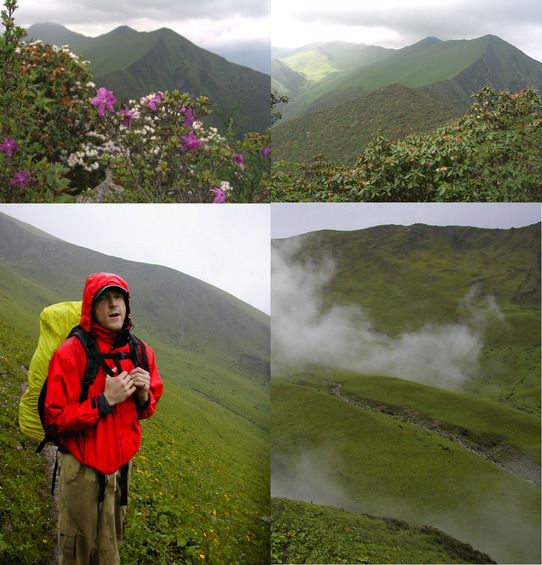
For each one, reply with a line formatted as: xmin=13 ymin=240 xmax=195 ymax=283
xmin=271 ymin=223 xmax=540 ymax=564
xmin=0 ymin=320 xmax=269 ymax=564
xmin=271 ymin=498 xmax=495 ymax=564
xmin=272 ymin=83 xmax=461 ymax=165
xmin=277 ymin=35 xmax=542 ymax=122
xmin=26 ymin=21 xmax=93 ymax=49
xmin=271 ymin=373 xmax=540 ymax=564
xmin=26 ymin=24 xmax=270 ymax=137
xmin=273 ymin=42 xmax=394 ymax=120
xmin=282 ymin=223 xmax=541 ymax=408
xmin=0 ymin=212 xmax=269 ymax=386
xmin=271 ymin=58 xmax=310 ymax=100
xmin=0 ymin=210 xmax=270 ymax=430
xmin=0 ymin=211 xmax=270 ymax=563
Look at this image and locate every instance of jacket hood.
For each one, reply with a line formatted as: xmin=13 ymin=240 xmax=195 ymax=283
xmin=81 ymin=272 xmax=132 ymax=333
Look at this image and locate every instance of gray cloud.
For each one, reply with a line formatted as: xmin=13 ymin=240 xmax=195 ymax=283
xmin=17 ymin=0 xmax=270 ymax=49
xmin=274 ymin=0 xmax=542 ymax=61
xmin=19 ymin=0 xmax=269 ymax=23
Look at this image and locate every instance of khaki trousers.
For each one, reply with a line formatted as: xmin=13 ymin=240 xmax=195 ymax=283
xmin=57 ymin=453 xmax=130 ymax=565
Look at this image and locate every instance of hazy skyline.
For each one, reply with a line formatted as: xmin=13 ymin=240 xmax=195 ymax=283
xmin=0 ymin=204 xmax=271 ymax=315
xmin=271 ymin=203 xmax=542 ymax=239
xmin=16 ymin=0 xmax=270 ymax=52
xmin=272 ymin=0 xmax=542 ymax=62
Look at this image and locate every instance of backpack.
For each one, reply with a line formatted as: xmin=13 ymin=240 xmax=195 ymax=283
xmin=19 ymin=301 xmax=149 ymax=451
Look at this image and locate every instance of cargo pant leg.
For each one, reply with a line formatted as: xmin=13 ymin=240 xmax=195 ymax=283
xmin=57 ymin=453 xmax=100 ymax=565
xmin=95 ymin=463 xmax=130 ymax=565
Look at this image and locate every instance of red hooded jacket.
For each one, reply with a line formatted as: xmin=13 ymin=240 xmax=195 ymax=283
xmin=44 ymin=272 xmax=163 ymax=474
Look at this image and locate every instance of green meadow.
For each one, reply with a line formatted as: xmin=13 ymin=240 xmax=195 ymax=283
xmin=271 ymin=372 xmax=540 ymax=564
xmin=271 ymin=497 xmax=494 ymax=565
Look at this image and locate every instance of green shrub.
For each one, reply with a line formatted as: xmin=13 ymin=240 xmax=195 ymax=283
xmin=270 ymin=87 xmax=542 ymax=202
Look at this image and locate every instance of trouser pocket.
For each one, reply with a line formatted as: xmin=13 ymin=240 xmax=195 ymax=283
xmin=58 ymin=527 xmax=78 ymax=563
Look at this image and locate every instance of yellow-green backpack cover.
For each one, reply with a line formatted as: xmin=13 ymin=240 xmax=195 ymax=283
xmin=18 ymin=301 xmax=82 ymax=442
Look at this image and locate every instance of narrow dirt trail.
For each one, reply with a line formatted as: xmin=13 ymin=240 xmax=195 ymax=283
xmin=42 ymin=445 xmax=59 ymax=565
xmin=20 ymin=368 xmax=58 ymax=564
xmin=331 ymin=383 xmax=540 ymax=486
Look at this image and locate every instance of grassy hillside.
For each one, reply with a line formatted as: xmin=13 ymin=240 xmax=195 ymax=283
xmin=272 ymin=83 xmax=461 ymax=166
xmin=271 ymin=223 xmax=540 ymax=564
xmin=271 ymin=58 xmax=310 ymax=100
xmin=271 ymin=498 xmax=495 ymax=564
xmin=276 ymin=35 xmax=542 ymax=122
xmin=0 ymin=212 xmax=269 ymax=386
xmin=271 ymin=373 xmax=540 ymax=564
xmin=289 ymin=223 xmax=541 ymax=409
xmin=0 ymin=212 xmax=270 ymax=564
xmin=272 ymin=35 xmax=542 ymax=169
xmin=273 ymin=42 xmax=394 ymax=119
xmin=0 ymin=320 xmax=269 ymax=564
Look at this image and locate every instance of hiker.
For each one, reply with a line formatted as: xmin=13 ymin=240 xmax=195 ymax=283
xmin=43 ymin=272 xmax=163 ymax=565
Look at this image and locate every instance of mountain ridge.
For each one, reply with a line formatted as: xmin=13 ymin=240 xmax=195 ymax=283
xmin=26 ymin=23 xmax=270 ymax=136
xmin=274 ymin=34 xmax=542 ymax=122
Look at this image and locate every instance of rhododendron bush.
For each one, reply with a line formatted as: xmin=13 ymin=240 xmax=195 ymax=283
xmin=0 ymin=0 xmax=270 ymax=202
xmin=82 ymin=88 xmax=271 ymax=202
xmin=270 ymin=87 xmax=541 ymax=202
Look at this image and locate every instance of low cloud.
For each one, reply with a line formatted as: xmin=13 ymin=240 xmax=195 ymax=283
xmin=271 ymin=237 xmax=505 ymax=390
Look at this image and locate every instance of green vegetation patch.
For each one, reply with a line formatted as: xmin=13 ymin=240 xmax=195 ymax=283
xmin=271 ymin=497 xmax=495 ymax=564
xmin=271 ymin=376 xmax=541 ymax=564
xmin=0 ymin=321 xmax=54 ymax=564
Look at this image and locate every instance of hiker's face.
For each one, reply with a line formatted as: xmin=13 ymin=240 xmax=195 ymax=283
xmin=93 ymin=290 xmax=127 ymax=332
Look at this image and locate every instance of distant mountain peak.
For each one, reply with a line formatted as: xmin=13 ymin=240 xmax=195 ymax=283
xmin=26 ymin=22 xmax=89 ymax=42
xmin=109 ymin=25 xmax=136 ymax=36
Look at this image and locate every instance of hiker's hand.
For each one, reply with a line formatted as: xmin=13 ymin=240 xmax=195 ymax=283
xmin=103 ymin=371 xmax=136 ymax=406
xmin=129 ymin=367 xmax=151 ymax=403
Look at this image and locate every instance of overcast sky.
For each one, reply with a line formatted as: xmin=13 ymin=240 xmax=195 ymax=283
xmin=0 ymin=204 xmax=271 ymax=315
xmin=271 ymin=203 xmax=542 ymax=239
xmin=272 ymin=0 xmax=542 ymax=62
xmin=16 ymin=0 xmax=271 ymax=50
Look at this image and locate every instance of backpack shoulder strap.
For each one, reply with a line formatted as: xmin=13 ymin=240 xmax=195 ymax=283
xmin=129 ymin=334 xmax=149 ymax=373
xmin=69 ymin=326 xmax=114 ymax=402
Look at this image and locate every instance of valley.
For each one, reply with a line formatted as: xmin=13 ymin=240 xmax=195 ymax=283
xmin=271 ymin=222 xmax=541 ymax=564
xmin=272 ymin=35 xmax=542 ymax=166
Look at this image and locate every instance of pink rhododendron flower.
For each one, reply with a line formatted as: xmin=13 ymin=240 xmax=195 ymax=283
xmin=179 ymin=107 xmax=195 ymax=127
xmin=181 ymin=130 xmax=202 ymax=153
xmin=0 ymin=137 xmax=19 ymax=157
xmin=145 ymin=92 xmax=164 ymax=111
xmin=119 ymin=104 xmax=135 ymax=128
xmin=91 ymin=87 xmax=116 ymax=116
xmin=233 ymin=153 xmax=244 ymax=166
xmin=11 ymin=170 xmax=32 ymax=188
xmin=261 ymin=146 xmax=271 ymax=158
xmin=210 ymin=187 xmax=226 ymax=203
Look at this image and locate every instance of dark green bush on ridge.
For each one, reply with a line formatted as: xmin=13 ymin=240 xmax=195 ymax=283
xmin=270 ymin=86 xmax=542 ymax=202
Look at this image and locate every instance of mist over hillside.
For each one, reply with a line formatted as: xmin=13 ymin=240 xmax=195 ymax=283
xmin=272 ymin=236 xmax=506 ymax=390
xmin=271 ymin=222 xmax=540 ymax=564
xmin=272 ymin=222 xmax=541 ymax=405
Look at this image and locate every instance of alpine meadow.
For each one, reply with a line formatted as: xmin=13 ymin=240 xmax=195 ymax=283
xmin=0 ymin=212 xmax=270 ymax=564
xmin=271 ymin=222 xmax=541 ymax=564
